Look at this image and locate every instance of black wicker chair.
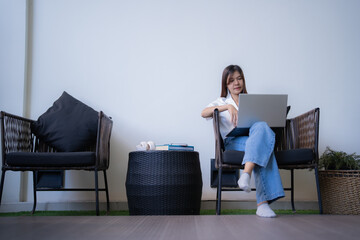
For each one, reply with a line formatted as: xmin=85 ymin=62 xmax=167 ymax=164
xmin=213 ymin=108 xmax=322 ymax=215
xmin=0 ymin=111 xmax=113 ymax=216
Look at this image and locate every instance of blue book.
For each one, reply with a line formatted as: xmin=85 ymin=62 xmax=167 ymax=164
xmin=155 ymin=144 xmax=194 ymax=151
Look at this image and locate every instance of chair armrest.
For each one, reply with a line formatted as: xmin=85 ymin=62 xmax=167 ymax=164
xmin=213 ymin=109 xmax=224 ymax=168
xmin=1 ymin=111 xmax=35 ymax=166
xmin=286 ymin=108 xmax=320 ymax=160
xmin=1 ymin=111 xmax=34 ymax=154
xmin=95 ymin=111 xmax=113 ymax=169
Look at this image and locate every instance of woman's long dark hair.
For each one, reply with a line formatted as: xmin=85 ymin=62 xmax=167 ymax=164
xmin=220 ymin=65 xmax=247 ymax=97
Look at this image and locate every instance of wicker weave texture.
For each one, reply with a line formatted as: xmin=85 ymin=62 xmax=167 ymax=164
xmin=3 ymin=114 xmax=33 ymax=154
xmin=290 ymin=108 xmax=318 ymax=150
xmin=126 ymin=151 xmax=203 ymax=215
xmin=319 ymin=170 xmax=360 ymax=214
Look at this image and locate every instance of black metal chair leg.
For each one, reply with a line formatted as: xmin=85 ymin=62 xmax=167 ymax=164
xmin=290 ymin=169 xmax=296 ymax=212
xmin=95 ymin=170 xmax=99 ymax=216
xmin=216 ymin=167 xmax=223 ymax=215
xmin=314 ymin=166 xmax=323 ymax=214
xmin=0 ymin=170 xmax=6 ymax=205
xmin=103 ymin=170 xmax=110 ymax=213
xmin=291 ymin=169 xmax=295 ymax=212
xmin=32 ymin=171 xmax=37 ymax=214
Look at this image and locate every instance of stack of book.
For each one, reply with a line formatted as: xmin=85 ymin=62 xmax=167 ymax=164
xmin=155 ymin=143 xmax=194 ymax=151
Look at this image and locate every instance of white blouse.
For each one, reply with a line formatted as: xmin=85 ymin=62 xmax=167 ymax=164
xmin=206 ymin=94 xmax=238 ymax=139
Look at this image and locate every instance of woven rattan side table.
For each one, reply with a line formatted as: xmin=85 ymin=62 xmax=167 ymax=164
xmin=126 ymin=151 xmax=203 ymax=215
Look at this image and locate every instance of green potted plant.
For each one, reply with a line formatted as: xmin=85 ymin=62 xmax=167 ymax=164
xmin=319 ymin=147 xmax=360 ymax=214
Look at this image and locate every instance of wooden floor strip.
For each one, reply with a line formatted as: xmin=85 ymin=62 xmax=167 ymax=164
xmin=1 ymin=215 xmax=360 ymax=240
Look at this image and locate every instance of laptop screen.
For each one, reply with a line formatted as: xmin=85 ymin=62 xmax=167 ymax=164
xmin=237 ymin=94 xmax=288 ymax=128
xmin=226 ymin=94 xmax=288 ymax=137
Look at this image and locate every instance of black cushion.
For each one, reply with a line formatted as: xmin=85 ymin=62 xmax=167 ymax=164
xmin=31 ymin=91 xmax=98 ymax=152
xmin=276 ymin=148 xmax=314 ymax=165
xmin=6 ymin=152 xmax=96 ymax=167
xmin=222 ymin=150 xmax=245 ymax=165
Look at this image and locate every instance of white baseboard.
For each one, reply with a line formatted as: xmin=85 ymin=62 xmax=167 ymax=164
xmin=0 ymin=200 xmax=319 ymax=213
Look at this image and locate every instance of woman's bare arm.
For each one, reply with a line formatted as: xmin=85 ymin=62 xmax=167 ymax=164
xmin=201 ymin=105 xmax=227 ymax=118
xmin=201 ymin=104 xmax=238 ymax=126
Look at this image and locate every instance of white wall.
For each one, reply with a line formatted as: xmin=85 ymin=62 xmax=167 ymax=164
xmin=1 ymin=0 xmax=360 ymax=205
xmin=0 ymin=0 xmax=27 ymax=203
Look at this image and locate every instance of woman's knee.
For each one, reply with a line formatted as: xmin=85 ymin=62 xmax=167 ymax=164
xmin=251 ymin=121 xmax=270 ymax=131
xmin=250 ymin=121 xmax=275 ymax=137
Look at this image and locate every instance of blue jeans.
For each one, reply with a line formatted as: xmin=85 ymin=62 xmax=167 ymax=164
xmin=224 ymin=122 xmax=285 ymax=204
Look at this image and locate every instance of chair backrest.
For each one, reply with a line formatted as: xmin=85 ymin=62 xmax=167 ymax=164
xmin=273 ymin=106 xmax=292 ymax=151
xmin=212 ymin=109 xmax=225 ymax=168
xmin=287 ymin=108 xmax=320 ymax=159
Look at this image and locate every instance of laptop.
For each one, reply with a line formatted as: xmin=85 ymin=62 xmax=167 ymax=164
xmin=226 ymin=94 xmax=288 ymax=137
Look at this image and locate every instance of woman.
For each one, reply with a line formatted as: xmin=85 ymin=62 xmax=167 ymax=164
xmin=201 ymin=65 xmax=284 ymax=218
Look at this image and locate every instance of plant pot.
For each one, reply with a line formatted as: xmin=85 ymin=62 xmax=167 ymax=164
xmin=319 ymin=170 xmax=360 ymax=214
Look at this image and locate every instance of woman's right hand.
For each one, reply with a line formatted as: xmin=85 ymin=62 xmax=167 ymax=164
xmin=201 ymin=104 xmax=238 ymax=122
xmin=227 ymin=104 xmax=238 ymax=127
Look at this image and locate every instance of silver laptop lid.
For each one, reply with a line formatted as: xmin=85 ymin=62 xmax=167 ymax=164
xmin=237 ymin=94 xmax=288 ymax=128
